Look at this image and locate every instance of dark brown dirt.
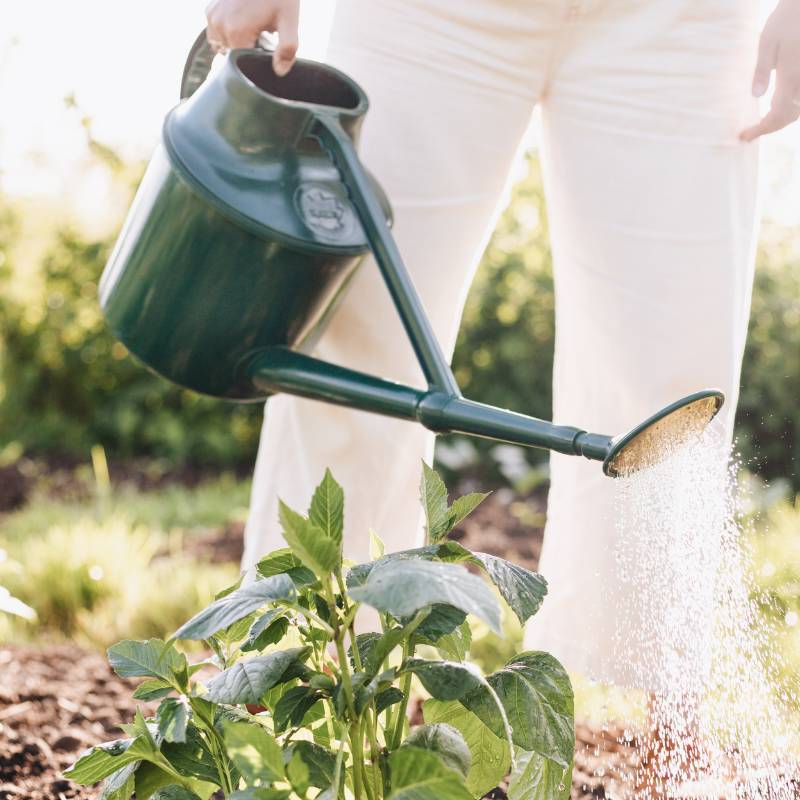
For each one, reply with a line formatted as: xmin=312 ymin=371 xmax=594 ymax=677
xmin=0 ymin=645 xmax=157 ymax=800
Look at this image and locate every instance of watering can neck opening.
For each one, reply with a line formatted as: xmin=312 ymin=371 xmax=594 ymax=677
xmin=227 ymin=50 xmax=369 ymax=129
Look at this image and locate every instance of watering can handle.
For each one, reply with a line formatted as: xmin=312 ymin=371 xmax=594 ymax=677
xmin=311 ymin=115 xmax=461 ymax=397
xmin=180 ymin=29 xmax=275 ymax=100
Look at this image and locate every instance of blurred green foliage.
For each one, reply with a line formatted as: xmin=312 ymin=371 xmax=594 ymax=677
xmin=0 ymin=204 xmax=263 ymax=465
xmin=0 ymin=152 xmax=797 ymax=483
xmin=0 ymin=474 xmax=244 ymax=647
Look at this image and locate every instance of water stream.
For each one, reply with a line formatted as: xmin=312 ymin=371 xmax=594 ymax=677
xmin=612 ymin=429 xmax=797 ymax=798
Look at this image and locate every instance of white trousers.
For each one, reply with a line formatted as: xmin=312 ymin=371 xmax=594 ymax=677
xmin=243 ymin=0 xmax=762 ymax=688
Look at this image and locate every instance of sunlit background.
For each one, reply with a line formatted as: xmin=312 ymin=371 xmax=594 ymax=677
xmin=1 ymin=0 xmax=799 ymax=229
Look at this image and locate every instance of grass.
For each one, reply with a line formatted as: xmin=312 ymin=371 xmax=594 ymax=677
xmin=0 ymin=472 xmax=246 ymax=648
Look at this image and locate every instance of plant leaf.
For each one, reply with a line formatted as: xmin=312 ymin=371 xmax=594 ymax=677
xmin=133 ymin=679 xmax=175 ymax=702
xmin=461 ymin=651 xmax=574 ymax=766
xmin=206 ymin=647 xmax=309 ymax=704
xmin=423 ymin=699 xmax=510 ymax=799
xmin=403 ymin=658 xmax=483 ymax=701
xmin=160 ymin=726 xmax=220 ymax=785
xmin=474 ymin=553 xmax=547 ymax=624
xmin=156 ymin=697 xmax=190 ymax=743
xmin=107 ymin=639 xmax=187 ymax=685
xmin=402 ymin=724 xmax=471 ymax=779
xmin=508 ymin=748 xmax=572 ymax=800
xmin=229 ymin=790 xmax=291 ymax=800
xmin=65 ymin=738 xmax=145 ymax=784
xmin=173 ymin=574 xmax=295 ymax=641
xmin=221 ymin=720 xmax=284 ymax=784
xmin=369 ymin=529 xmax=385 ymax=561
xmin=308 ymin=468 xmax=344 ymax=548
xmin=283 ymin=741 xmax=336 ymax=789
xmin=346 ymin=541 xmax=473 ymax=588
xmin=348 ymin=559 xmax=502 ymax=634
xmin=386 ymin=747 xmax=472 ymax=800
xmin=375 ymin=687 xmax=404 ymax=714
xmin=413 ymin=604 xmax=466 ymax=640
xmin=425 ymin=620 xmax=472 ymax=663
xmin=100 ymin=761 xmax=138 ymax=800
xmin=241 ymin=610 xmax=289 ymax=653
xmin=420 ymin=462 xmax=450 ymax=544
xmin=279 ymin=501 xmax=340 ymax=577
xmin=445 ymin=492 xmax=490 ymax=531
xmin=273 ymin=685 xmax=322 ymax=732
xmin=255 ymin=548 xmax=316 ymax=588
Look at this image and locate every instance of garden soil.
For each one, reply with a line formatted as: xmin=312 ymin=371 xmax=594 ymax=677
xmin=0 ymin=481 xmax=641 ymax=799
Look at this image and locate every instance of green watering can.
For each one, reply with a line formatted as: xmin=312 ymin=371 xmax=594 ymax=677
xmin=99 ymin=32 xmax=723 ymax=477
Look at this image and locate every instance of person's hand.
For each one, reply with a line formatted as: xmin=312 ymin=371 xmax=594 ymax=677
xmin=740 ymin=0 xmax=800 ymax=141
xmin=206 ymin=0 xmax=300 ymax=77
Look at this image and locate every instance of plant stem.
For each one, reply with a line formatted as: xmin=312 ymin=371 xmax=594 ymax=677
xmin=284 ymin=600 xmax=335 ymax=637
xmin=390 ymin=639 xmax=414 ymax=750
xmin=352 ymin=721 xmax=375 ymax=800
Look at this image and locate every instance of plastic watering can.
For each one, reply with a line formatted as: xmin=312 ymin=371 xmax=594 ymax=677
xmin=99 ymin=32 xmax=723 ymax=476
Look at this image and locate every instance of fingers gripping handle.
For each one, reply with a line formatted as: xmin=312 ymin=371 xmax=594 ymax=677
xmin=180 ymin=29 xmax=275 ymax=100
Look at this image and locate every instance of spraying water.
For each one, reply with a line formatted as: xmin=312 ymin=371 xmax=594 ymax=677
xmin=612 ymin=428 xmax=798 ymax=799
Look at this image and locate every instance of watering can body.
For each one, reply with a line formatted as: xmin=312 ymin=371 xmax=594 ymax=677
xmin=99 ymin=34 xmax=723 ymax=477
xmin=100 ymin=47 xmax=390 ymax=400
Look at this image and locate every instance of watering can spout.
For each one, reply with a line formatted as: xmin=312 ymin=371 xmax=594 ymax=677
xmin=248 ymin=348 xmax=723 ymax=477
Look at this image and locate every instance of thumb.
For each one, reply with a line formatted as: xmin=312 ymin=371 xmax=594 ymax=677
xmin=752 ymin=28 xmax=777 ymax=97
xmin=273 ymin=5 xmax=300 ymax=77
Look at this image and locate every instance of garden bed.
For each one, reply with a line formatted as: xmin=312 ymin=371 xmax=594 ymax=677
xmin=0 ymin=644 xmax=636 ymax=799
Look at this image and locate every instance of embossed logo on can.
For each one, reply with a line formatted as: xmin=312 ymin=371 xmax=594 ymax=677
xmin=295 ymin=183 xmax=355 ymax=240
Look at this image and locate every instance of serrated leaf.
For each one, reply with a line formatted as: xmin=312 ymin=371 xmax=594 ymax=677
xmin=423 ymin=699 xmax=510 ymax=798
xmin=241 ymin=610 xmax=289 ymax=653
xmin=369 ymin=529 xmax=385 ymax=560
xmin=156 ymin=697 xmax=189 ymax=743
xmin=222 ymin=720 xmax=284 ymax=784
xmin=461 ymin=651 xmax=574 ymax=766
xmin=133 ymin=679 xmax=175 ymax=702
xmin=375 ymin=687 xmax=404 ymax=714
xmin=308 ymin=468 xmax=344 ymax=547
xmin=279 ymin=501 xmax=340 ymax=577
xmin=348 ymin=558 xmax=501 ymax=633
xmin=508 ymin=748 xmax=572 ymax=800
xmin=404 ymin=658 xmax=483 ymax=701
xmin=346 ymin=541 xmax=473 ymax=588
xmin=108 ymin=639 xmax=187 ymax=684
xmin=173 ymin=574 xmax=295 ymax=641
xmin=420 ymin=462 xmax=450 ymax=544
xmin=402 ymin=724 xmax=471 ymax=779
xmin=348 ymin=632 xmax=381 ymax=670
xmin=413 ymin=604 xmax=466 ymax=640
xmin=100 ymin=761 xmax=138 ymax=800
xmin=255 ymin=548 xmax=316 ymax=588
xmin=65 ymin=738 xmax=144 ymax=784
xmin=475 ymin=553 xmax=547 ymax=624
xmin=387 ymin=747 xmax=472 ymax=799
xmin=283 ymin=741 xmax=336 ymax=789
xmin=427 ymin=620 xmax=471 ymax=663
xmin=446 ymin=492 xmax=489 ymax=531
xmin=160 ymin=724 xmax=221 ymax=785
xmin=206 ymin=647 xmax=309 ymax=704
xmin=273 ymin=685 xmax=322 ymax=732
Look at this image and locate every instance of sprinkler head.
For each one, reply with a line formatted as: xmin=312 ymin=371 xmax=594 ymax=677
xmin=602 ymin=390 xmax=724 ymax=477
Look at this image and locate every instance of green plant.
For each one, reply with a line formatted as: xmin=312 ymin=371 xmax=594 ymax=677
xmin=66 ymin=465 xmax=574 ymax=800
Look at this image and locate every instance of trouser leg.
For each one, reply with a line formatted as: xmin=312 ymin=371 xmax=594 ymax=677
xmin=525 ymin=0 xmax=761 ymax=690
